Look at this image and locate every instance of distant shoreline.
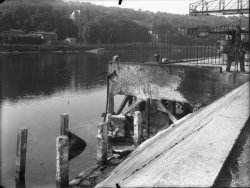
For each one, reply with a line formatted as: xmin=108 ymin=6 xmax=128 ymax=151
xmin=0 ymin=44 xmax=105 ymax=53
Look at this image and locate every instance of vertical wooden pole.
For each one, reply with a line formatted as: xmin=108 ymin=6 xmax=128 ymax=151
xmin=108 ymin=94 xmax=114 ymax=114
xmin=60 ymin=114 xmax=69 ymax=136
xmin=97 ymin=114 xmax=109 ymax=165
xmin=145 ymin=98 xmax=151 ymax=138
xmin=16 ymin=128 xmax=28 ymax=182
xmin=133 ymin=111 xmax=143 ymax=147
xmin=128 ymin=96 xmax=133 ymax=106
xmin=56 ymin=136 xmax=69 ymax=187
xmin=168 ymin=101 xmax=176 ymax=123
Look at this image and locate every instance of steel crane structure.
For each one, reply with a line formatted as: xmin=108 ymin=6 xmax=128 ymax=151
xmin=189 ymin=0 xmax=249 ymax=15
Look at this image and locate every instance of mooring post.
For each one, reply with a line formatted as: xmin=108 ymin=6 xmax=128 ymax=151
xmin=60 ymin=114 xmax=69 ymax=136
xmin=56 ymin=136 xmax=69 ymax=187
xmin=97 ymin=114 xmax=109 ymax=165
xmin=16 ymin=128 xmax=28 ymax=182
xmin=133 ymin=111 xmax=143 ymax=146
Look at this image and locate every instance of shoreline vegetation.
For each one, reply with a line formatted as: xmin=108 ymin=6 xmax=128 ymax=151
xmin=0 ymin=43 xmax=105 ymax=53
xmin=0 ymin=0 xmax=248 ymax=49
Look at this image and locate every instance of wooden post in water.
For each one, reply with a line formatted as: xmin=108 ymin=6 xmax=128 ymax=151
xmin=97 ymin=114 xmax=109 ymax=165
xmin=60 ymin=114 xmax=69 ymax=136
xmin=133 ymin=111 xmax=142 ymax=147
xmin=56 ymin=136 xmax=69 ymax=187
xmin=16 ymin=128 xmax=28 ymax=182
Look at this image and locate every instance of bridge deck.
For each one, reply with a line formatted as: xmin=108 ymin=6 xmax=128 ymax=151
xmin=96 ymin=82 xmax=249 ymax=187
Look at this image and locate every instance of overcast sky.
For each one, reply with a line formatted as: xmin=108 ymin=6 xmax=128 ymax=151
xmin=63 ymin=0 xmax=195 ymax=15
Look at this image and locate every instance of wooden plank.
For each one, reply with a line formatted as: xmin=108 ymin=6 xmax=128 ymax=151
xmin=96 ymin=82 xmax=250 ymax=187
xmin=116 ymin=96 xmax=129 ymax=115
xmin=121 ymin=99 xmax=144 ymax=115
xmin=157 ymin=100 xmax=178 ymax=123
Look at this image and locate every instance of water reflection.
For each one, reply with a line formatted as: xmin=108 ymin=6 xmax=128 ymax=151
xmin=0 ymin=53 xmax=107 ymax=102
xmin=0 ymin=52 xmax=108 ymax=188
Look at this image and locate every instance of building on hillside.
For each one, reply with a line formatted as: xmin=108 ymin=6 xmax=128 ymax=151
xmin=33 ymin=31 xmax=58 ymax=44
xmin=13 ymin=34 xmax=44 ymax=45
xmin=9 ymin=29 xmax=24 ymax=36
xmin=70 ymin=10 xmax=80 ymax=21
xmin=7 ymin=29 xmax=25 ymax=41
xmin=0 ymin=29 xmax=24 ymax=43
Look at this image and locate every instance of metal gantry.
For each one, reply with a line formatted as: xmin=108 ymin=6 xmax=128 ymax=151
xmin=189 ymin=0 xmax=249 ymax=15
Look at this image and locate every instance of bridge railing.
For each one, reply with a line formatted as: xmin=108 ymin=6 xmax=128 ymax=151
xmin=189 ymin=0 xmax=249 ymax=15
xmin=105 ymin=21 xmax=249 ymax=68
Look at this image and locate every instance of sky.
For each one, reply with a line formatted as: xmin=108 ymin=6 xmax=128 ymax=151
xmin=63 ymin=0 xmax=195 ymax=15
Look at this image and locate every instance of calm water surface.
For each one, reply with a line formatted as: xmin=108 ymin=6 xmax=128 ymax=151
xmin=0 ymin=52 xmax=110 ymax=187
xmin=0 ymin=48 xmax=214 ymax=187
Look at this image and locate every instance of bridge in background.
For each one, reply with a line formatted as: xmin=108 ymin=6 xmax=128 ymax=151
xmin=189 ymin=0 xmax=249 ymax=15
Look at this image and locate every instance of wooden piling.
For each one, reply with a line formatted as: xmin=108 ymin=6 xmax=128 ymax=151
xmin=116 ymin=96 xmax=129 ymax=115
xmin=168 ymin=101 xmax=176 ymax=123
xmin=15 ymin=179 xmax=26 ymax=188
xmin=133 ymin=111 xmax=143 ymax=146
xmin=15 ymin=128 xmax=28 ymax=182
xmin=97 ymin=114 xmax=109 ymax=165
xmin=56 ymin=136 xmax=69 ymax=187
xmin=110 ymin=114 xmax=126 ymax=137
xmin=145 ymin=98 xmax=151 ymax=138
xmin=60 ymin=114 xmax=69 ymax=136
xmin=157 ymin=100 xmax=177 ymax=124
xmin=122 ymin=99 xmax=143 ymax=115
xmin=108 ymin=94 xmax=115 ymax=114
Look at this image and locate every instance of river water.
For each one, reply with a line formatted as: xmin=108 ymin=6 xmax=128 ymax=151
xmin=0 ymin=47 xmax=218 ymax=187
xmin=0 ymin=52 xmax=111 ymax=187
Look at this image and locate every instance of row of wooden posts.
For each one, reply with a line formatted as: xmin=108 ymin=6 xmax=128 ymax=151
xmin=96 ymin=97 xmax=182 ymax=166
xmin=15 ymin=111 xmax=144 ymax=187
xmin=15 ymin=114 xmax=70 ymax=187
xmin=15 ymin=97 xmax=182 ymax=187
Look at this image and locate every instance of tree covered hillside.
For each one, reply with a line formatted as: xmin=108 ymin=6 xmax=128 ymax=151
xmin=0 ymin=0 xmax=248 ymax=44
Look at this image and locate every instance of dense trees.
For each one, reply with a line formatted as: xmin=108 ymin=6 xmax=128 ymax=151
xmin=0 ymin=0 xmax=78 ymax=40
xmin=0 ymin=0 xmax=248 ymax=44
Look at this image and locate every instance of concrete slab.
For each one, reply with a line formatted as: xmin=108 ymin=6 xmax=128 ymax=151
xmin=96 ymin=82 xmax=250 ymax=187
xmin=108 ymin=62 xmax=249 ymax=105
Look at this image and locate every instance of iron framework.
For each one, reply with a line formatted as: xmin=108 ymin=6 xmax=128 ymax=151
xmin=189 ymin=0 xmax=249 ymax=15
xmin=105 ymin=21 xmax=249 ymax=69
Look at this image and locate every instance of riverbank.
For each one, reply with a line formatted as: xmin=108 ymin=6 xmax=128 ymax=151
xmin=0 ymin=44 xmax=103 ymax=53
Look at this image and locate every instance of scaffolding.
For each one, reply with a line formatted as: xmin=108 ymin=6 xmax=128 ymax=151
xmin=189 ymin=0 xmax=249 ymax=15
